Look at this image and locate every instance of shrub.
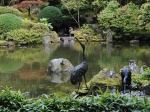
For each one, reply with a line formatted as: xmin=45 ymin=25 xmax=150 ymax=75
xmin=0 ymin=87 xmax=25 ymax=111
xmin=22 ymin=19 xmax=35 ymax=29
xmin=38 ymin=6 xmax=62 ymax=28
xmin=138 ymin=2 xmax=150 ymax=26
xmin=31 ymin=23 xmax=49 ymax=33
xmin=98 ymin=1 xmax=140 ymax=39
xmin=39 ymin=18 xmax=53 ymax=30
xmin=0 ymin=13 xmax=22 ymax=34
xmin=0 ymin=6 xmax=22 ymax=16
xmin=5 ymin=28 xmax=47 ymax=44
xmin=0 ymin=87 xmax=150 ymax=112
xmin=142 ymin=67 xmax=150 ymax=80
xmin=5 ymin=18 xmax=49 ymax=44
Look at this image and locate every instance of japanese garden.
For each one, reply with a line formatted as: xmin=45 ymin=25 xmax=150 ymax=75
xmin=0 ymin=0 xmax=150 ymax=111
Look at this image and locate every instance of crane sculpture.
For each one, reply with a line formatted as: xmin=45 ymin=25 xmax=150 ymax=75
xmin=120 ymin=66 xmax=132 ymax=94
xmin=70 ymin=37 xmax=88 ymax=92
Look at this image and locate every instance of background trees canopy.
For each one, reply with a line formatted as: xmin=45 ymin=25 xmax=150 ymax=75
xmin=98 ymin=1 xmax=140 ymax=39
xmin=0 ymin=0 xmax=149 ymax=40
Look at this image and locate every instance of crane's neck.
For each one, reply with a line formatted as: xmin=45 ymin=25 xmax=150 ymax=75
xmin=75 ymin=37 xmax=86 ymax=61
xmin=82 ymin=47 xmax=86 ymax=61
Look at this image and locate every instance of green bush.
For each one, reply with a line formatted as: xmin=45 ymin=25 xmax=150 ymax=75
xmin=31 ymin=23 xmax=49 ymax=33
xmin=0 ymin=13 xmax=22 ymax=34
xmin=138 ymin=2 xmax=150 ymax=26
xmin=0 ymin=6 xmax=22 ymax=16
xmin=98 ymin=1 xmax=140 ymax=39
xmin=142 ymin=67 xmax=150 ymax=80
xmin=38 ymin=6 xmax=63 ymax=28
xmin=0 ymin=87 xmax=150 ymax=112
xmin=5 ymin=18 xmax=49 ymax=44
xmin=22 ymin=19 xmax=35 ymax=30
xmin=5 ymin=28 xmax=47 ymax=44
xmin=0 ymin=87 xmax=25 ymax=111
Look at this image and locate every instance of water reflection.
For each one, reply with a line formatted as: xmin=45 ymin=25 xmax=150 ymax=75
xmin=0 ymin=43 xmax=150 ymax=98
xmin=47 ymin=72 xmax=70 ymax=83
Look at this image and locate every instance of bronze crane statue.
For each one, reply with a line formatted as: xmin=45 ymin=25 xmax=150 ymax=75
xmin=120 ymin=67 xmax=132 ymax=94
xmin=70 ymin=37 xmax=88 ymax=92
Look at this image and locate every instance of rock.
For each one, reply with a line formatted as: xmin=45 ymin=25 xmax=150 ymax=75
xmin=47 ymin=58 xmax=74 ymax=83
xmin=140 ymin=65 xmax=148 ymax=74
xmin=106 ymin=29 xmax=113 ymax=43
xmin=48 ymin=58 xmax=74 ymax=72
xmin=85 ymin=68 xmax=121 ymax=93
xmin=49 ymin=31 xmax=60 ymax=43
xmin=142 ymin=84 xmax=150 ymax=95
xmin=94 ymin=68 xmax=115 ymax=78
xmin=130 ymin=40 xmax=139 ymax=44
xmin=43 ymin=35 xmax=51 ymax=45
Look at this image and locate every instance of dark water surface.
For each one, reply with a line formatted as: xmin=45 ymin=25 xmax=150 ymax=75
xmin=0 ymin=41 xmax=150 ymax=98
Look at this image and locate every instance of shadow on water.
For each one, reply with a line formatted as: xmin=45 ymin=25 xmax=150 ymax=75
xmin=0 ymin=42 xmax=150 ymax=98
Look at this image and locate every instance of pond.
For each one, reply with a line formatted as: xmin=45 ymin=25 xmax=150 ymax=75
xmin=0 ymin=40 xmax=150 ymax=98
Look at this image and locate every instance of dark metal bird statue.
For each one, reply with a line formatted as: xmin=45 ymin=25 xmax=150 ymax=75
xmin=120 ymin=67 xmax=132 ymax=94
xmin=70 ymin=37 xmax=88 ymax=92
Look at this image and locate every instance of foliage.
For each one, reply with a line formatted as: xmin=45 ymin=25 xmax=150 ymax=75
xmin=0 ymin=6 xmax=22 ymax=16
xmin=12 ymin=0 xmax=43 ymax=9
xmin=98 ymin=1 xmax=120 ymax=27
xmin=22 ymin=19 xmax=35 ymax=29
xmin=0 ymin=13 xmax=22 ymax=34
xmin=132 ymin=68 xmax=150 ymax=85
xmin=39 ymin=18 xmax=53 ymax=30
xmin=90 ymin=0 xmax=108 ymax=15
xmin=60 ymin=0 xmax=87 ymax=28
xmin=81 ymin=24 xmax=95 ymax=35
xmin=98 ymin=1 xmax=140 ymax=39
xmin=0 ymin=87 xmax=25 ymax=112
xmin=30 ymin=23 xmax=49 ymax=33
xmin=138 ymin=2 xmax=150 ymax=26
xmin=0 ymin=87 xmax=150 ymax=112
xmin=38 ymin=6 xmax=63 ymax=28
xmin=61 ymin=0 xmax=85 ymax=11
xmin=4 ymin=18 xmax=49 ymax=44
xmin=5 ymin=28 xmax=47 ymax=44
xmin=141 ymin=67 xmax=150 ymax=80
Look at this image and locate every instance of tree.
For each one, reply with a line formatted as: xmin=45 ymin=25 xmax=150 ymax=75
xmin=98 ymin=1 xmax=140 ymax=39
xmin=60 ymin=0 xmax=86 ymax=28
xmin=91 ymin=0 xmax=108 ymax=16
xmin=12 ymin=0 xmax=44 ymax=16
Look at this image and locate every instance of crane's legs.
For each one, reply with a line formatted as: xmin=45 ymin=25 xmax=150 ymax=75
xmin=83 ymin=75 xmax=88 ymax=90
xmin=77 ymin=83 xmax=80 ymax=92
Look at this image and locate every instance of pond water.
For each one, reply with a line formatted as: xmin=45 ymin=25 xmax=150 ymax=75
xmin=0 ymin=40 xmax=150 ymax=98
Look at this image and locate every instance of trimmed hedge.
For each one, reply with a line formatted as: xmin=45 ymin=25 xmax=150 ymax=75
xmin=38 ymin=6 xmax=63 ymax=28
xmin=0 ymin=13 xmax=22 ymax=33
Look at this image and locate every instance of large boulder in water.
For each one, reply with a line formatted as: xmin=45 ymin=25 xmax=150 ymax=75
xmin=48 ymin=58 xmax=74 ymax=73
xmin=47 ymin=58 xmax=74 ymax=83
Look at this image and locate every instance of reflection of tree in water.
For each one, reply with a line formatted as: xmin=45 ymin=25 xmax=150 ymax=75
xmin=44 ymin=43 xmax=59 ymax=54
xmin=0 ymin=57 xmax=23 ymax=74
xmin=17 ymin=63 xmax=47 ymax=80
